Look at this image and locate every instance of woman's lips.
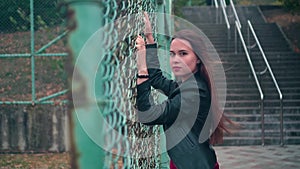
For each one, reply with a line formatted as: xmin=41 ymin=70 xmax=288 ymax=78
xmin=172 ymin=66 xmax=181 ymax=71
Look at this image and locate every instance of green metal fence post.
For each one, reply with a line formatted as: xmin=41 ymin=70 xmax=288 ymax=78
xmin=30 ymin=0 xmax=36 ymax=104
xmin=67 ymin=1 xmax=105 ymax=168
xmin=187 ymin=0 xmax=192 ymax=6
xmin=157 ymin=0 xmax=173 ymax=168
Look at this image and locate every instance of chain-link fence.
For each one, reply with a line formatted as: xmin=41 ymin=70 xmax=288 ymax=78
xmin=0 ymin=0 xmax=68 ymax=152
xmin=66 ymin=0 xmax=173 ymax=168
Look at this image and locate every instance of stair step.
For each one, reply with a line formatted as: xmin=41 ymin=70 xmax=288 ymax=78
xmin=182 ymin=6 xmax=266 ymax=24
xmin=225 ymin=81 xmax=300 ymax=88
xmin=227 ymin=113 xmax=300 ymax=122
xmin=225 ymin=129 xmax=300 ymax=138
xmin=225 ymin=100 xmax=300 ymax=108
xmin=223 ymin=136 xmax=300 ymax=145
xmin=216 ymin=76 xmax=300 ymax=82
xmin=226 ymin=121 xmax=300 ymax=130
xmin=224 ymin=106 xmax=300 ymax=115
xmin=223 ymin=72 xmax=300 ymax=77
xmin=225 ymin=87 xmax=300 ymax=94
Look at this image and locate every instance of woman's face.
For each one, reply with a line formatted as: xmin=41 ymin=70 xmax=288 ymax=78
xmin=170 ymin=38 xmax=200 ymax=81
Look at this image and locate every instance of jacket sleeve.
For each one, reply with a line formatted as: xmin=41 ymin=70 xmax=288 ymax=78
xmin=136 ymin=79 xmax=201 ymax=126
xmin=146 ymin=44 xmax=178 ymax=96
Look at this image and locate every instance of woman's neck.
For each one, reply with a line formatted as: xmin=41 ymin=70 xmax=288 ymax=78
xmin=179 ymin=70 xmax=199 ymax=82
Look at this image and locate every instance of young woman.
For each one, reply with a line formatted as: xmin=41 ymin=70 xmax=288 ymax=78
xmin=135 ymin=13 xmax=230 ymax=169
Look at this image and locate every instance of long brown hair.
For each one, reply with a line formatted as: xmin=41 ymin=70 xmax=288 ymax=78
xmin=172 ymin=29 xmax=235 ymax=145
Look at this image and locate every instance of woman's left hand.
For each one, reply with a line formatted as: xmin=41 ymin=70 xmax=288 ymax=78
xmin=143 ymin=12 xmax=155 ymax=44
xmin=135 ymin=35 xmax=148 ymax=79
xmin=136 ymin=35 xmax=146 ymax=51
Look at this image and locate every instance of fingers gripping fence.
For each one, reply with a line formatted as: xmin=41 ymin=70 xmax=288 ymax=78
xmin=67 ymin=0 xmax=171 ymax=168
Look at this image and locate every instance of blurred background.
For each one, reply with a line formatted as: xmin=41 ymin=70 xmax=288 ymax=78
xmin=0 ymin=0 xmax=299 ymax=168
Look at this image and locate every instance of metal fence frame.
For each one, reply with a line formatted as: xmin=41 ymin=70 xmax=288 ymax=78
xmin=0 ymin=0 xmax=68 ymax=105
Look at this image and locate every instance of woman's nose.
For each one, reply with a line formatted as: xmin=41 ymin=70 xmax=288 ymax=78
xmin=171 ymin=55 xmax=181 ymax=63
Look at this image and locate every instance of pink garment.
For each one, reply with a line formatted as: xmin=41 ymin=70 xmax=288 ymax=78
xmin=170 ymin=160 xmax=177 ymax=169
xmin=214 ymin=162 xmax=220 ymax=169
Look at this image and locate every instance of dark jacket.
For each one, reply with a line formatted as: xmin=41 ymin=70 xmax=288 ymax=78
xmin=137 ymin=44 xmax=217 ymax=169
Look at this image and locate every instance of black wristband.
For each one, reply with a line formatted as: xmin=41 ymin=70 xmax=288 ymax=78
xmin=137 ymin=74 xmax=149 ymax=78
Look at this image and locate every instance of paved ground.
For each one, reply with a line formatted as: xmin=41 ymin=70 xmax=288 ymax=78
xmin=214 ymin=145 xmax=300 ymax=169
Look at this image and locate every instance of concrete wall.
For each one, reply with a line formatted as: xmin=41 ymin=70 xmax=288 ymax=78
xmin=0 ymin=104 xmax=69 ymax=153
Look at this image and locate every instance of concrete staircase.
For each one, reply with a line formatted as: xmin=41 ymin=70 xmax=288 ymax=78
xmin=182 ymin=6 xmax=300 ymax=145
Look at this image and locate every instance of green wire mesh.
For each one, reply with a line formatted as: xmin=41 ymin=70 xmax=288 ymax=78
xmin=98 ymin=1 xmax=161 ymax=168
xmin=66 ymin=0 xmax=173 ymax=168
xmin=66 ymin=0 xmax=168 ymax=168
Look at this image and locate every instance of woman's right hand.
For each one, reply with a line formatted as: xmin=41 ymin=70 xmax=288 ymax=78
xmin=135 ymin=35 xmax=147 ymax=72
xmin=135 ymin=35 xmax=146 ymax=51
xmin=135 ymin=35 xmax=149 ymax=84
xmin=143 ymin=12 xmax=155 ymax=44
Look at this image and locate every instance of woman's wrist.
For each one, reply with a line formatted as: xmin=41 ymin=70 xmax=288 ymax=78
xmin=137 ymin=69 xmax=149 ymax=85
xmin=138 ymin=69 xmax=148 ymax=75
xmin=137 ymin=76 xmax=148 ymax=85
xmin=137 ymin=68 xmax=149 ymax=78
xmin=145 ymin=34 xmax=155 ymax=44
xmin=137 ymin=74 xmax=149 ymax=78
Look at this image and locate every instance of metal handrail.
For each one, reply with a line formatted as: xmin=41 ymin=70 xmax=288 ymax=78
xmin=214 ymin=0 xmax=219 ymax=8
xmin=221 ymin=0 xmax=227 ymax=7
xmin=220 ymin=0 xmax=230 ymax=29
xmin=235 ymin=21 xmax=264 ymax=102
xmin=213 ymin=0 xmax=220 ymax=24
xmin=247 ymin=20 xmax=284 ymax=146
xmin=230 ymin=0 xmax=241 ymax=28
xmin=235 ymin=21 xmax=265 ymax=145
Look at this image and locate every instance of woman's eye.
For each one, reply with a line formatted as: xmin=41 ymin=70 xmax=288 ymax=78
xmin=170 ymin=52 xmax=175 ymax=57
xmin=179 ymin=52 xmax=187 ymax=56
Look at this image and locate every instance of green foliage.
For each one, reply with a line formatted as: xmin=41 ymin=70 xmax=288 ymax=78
xmin=279 ymin=0 xmax=300 ymax=13
xmin=173 ymin=0 xmax=206 ymax=17
xmin=172 ymin=0 xmax=236 ymax=17
xmin=0 ymin=0 xmax=63 ymax=32
xmin=237 ymin=0 xmax=280 ymax=5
